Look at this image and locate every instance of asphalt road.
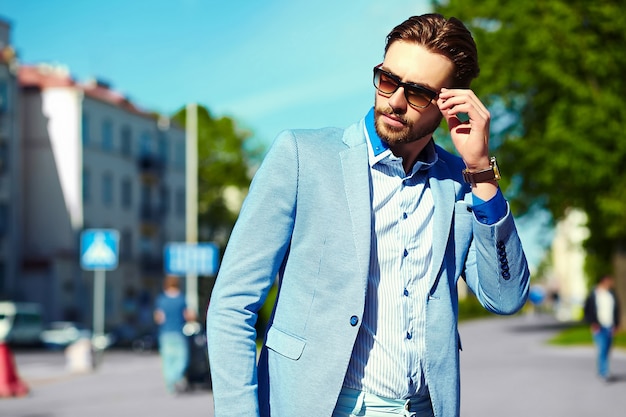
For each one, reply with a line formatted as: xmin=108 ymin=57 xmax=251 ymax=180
xmin=460 ymin=314 xmax=626 ymax=416
xmin=3 ymin=314 xmax=625 ymax=416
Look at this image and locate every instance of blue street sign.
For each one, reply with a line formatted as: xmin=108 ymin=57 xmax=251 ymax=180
xmin=164 ymin=242 xmax=219 ymax=276
xmin=80 ymin=229 xmax=119 ymax=271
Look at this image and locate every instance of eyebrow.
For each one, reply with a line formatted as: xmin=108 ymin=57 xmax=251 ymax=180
xmin=380 ymin=65 xmax=439 ymax=93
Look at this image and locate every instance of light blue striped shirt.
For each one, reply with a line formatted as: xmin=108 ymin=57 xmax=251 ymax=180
xmin=343 ymin=109 xmax=437 ymax=399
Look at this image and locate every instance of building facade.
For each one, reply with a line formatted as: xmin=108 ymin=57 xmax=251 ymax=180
xmin=0 ymin=19 xmax=22 ymax=302
xmin=18 ymin=64 xmax=186 ymax=334
xmin=550 ymin=208 xmax=589 ymax=321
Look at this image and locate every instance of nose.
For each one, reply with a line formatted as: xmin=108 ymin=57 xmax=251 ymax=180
xmin=387 ymin=86 xmax=408 ymax=112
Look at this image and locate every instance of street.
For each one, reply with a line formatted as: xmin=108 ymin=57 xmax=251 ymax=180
xmin=4 ymin=349 xmax=213 ymax=417
xmin=3 ymin=314 xmax=626 ymax=416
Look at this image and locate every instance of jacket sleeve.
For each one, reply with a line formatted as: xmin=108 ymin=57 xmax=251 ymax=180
xmin=463 ymin=203 xmax=530 ymax=315
xmin=206 ymin=131 xmax=299 ymax=417
xmin=583 ymin=293 xmax=596 ymax=325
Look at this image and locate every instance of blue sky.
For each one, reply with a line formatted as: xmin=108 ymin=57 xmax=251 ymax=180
xmin=2 ymin=0 xmax=432 ymax=146
xmin=1 ymin=0 xmax=551 ymax=270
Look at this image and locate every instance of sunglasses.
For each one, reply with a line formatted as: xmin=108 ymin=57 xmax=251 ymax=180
xmin=373 ymin=64 xmax=438 ymax=109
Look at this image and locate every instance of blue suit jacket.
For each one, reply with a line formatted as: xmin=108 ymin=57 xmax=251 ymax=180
xmin=206 ymin=117 xmax=530 ymax=417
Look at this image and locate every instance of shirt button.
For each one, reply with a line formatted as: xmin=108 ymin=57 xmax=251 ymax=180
xmin=403 ymin=212 xmax=408 ymax=219
xmin=350 ymin=316 xmax=359 ymax=326
xmin=403 ymin=249 xmax=408 ymax=257
xmin=406 ymin=332 xmax=412 ymax=340
xmin=404 ymin=288 xmax=409 ymax=296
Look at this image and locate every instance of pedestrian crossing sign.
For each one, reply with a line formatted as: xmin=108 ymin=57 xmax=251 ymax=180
xmin=80 ymin=229 xmax=119 ymax=271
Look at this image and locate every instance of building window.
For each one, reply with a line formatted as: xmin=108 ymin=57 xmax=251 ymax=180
xmin=140 ymin=131 xmax=152 ymax=157
xmin=158 ymin=132 xmax=168 ymax=163
xmin=102 ymin=173 xmax=114 ymax=206
xmin=120 ymin=229 xmax=132 ymax=261
xmin=82 ymin=113 xmax=90 ymax=146
xmin=83 ymin=169 xmax=91 ymax=203
xmin=0 ymin=204 xmax=8 ymax=236
xmin=160 ymin=185 xmax=169 ymax=215
xmin=0 ymin=143 xmax=8 ymax=174
xmin=175 ymin=142 xmax=185 ymax=170
xmin=121 ymin=126 xmax=132 ymax=156
xmin=0 ymin=81 xmax=8 ymax=113
xmin=121 ymin=178 xmax=132 ymax=209
xmin=141 ymin=183 xmax=152 ymax=207
xmin=102 ymin=119 xmax=114 ymax=151
xmin=0 ymin=262 xmax=5 ymax=296
xmin=175 ymin=188 xmax=185 ymax=218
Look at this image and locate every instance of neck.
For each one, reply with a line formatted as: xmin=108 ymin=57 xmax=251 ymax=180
xmin=389 ymin=137 xmax=431 ymax=174
xmin=165 ymin=288 xmax=180 ymax=296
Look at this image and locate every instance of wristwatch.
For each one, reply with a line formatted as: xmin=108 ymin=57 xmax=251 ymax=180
xmin=462 ymin=156 xmax=501 ymax=185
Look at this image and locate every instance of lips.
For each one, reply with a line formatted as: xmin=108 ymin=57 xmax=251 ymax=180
xmin=381 ymin=112 xmax=406 ymax=128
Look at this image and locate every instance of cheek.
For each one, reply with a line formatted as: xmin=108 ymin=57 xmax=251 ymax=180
xmin=410 ymin=107 xmax=442 ymax=126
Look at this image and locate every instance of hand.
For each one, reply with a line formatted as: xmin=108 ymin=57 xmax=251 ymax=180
xmin=437 ymin=88 xmax=491 ymax=170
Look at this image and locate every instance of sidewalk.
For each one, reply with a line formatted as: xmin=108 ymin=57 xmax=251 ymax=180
xmin=5 ymin=314 xmax=626 ymax=416
xmin=460 ymin=314 xmax=626 ymax=417
xmin=5 ymin=350 xmax=213 ymax=417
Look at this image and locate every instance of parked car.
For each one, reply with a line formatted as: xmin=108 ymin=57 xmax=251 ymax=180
xmin=0 ymin=302 xmax=44 ymax=346
xmin=40 ymin=321 xmax=114 ymax=350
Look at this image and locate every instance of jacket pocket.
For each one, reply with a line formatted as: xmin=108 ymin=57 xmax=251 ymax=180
xmin=265 ymin=326 xmax=306 ymax=360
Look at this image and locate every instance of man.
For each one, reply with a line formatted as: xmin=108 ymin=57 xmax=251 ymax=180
xmin=154 ymin=275 xmax=195 ymax=393
xmin=584 ymin=275 xmax=621 ymax=382
xmin=206 ymin=13 xmax=529 ymax=417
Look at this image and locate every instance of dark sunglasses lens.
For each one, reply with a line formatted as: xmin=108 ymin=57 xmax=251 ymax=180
xmin=405 ymin=88 xmax=433 ymax=108
xmin=374 ymin=70 xmax=398 ymax=94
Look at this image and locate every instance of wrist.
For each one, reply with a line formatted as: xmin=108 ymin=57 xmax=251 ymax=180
xmin=462 ymin=156 xmax=501 ymax=185
xmin=464 ymin=156 xmax=491 ymax=171
xmin=471 ymin=182 xmax=499 ymax=201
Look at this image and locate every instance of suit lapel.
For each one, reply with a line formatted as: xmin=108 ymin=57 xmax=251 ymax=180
xmin=340 ymin=124 xmax=371 ymax=281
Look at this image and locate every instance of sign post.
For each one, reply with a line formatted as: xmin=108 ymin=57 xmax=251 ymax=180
xmin=164 ymin=242 xmax=219 ymax=313
xmin=80 ymin=229 xmax=119 ymax=365
xmin=164 ymin=242 xmax=219 ymax=277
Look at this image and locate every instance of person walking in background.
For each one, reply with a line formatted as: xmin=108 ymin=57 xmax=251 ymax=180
xmin=206 ymin=13 xmax=530 ymax=417
xmin=154 ymin=275 xmax=195 ymax=394
xmin=584 ymin=275 xmax=621 ymax=382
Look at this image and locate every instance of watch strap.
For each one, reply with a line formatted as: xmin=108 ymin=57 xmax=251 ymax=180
xmin=462 ymin=156 xmax=501 ymax=184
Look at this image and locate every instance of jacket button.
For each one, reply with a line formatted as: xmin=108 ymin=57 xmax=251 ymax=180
xmin=350 ymin=316 xmax=359 ymax=326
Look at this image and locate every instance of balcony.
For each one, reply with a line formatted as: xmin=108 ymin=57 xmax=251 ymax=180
xmin=139 ymin=204 xmax=166 ymax=238
xmin=140 ymin=254 xmax=163 ymax=273
xmin=137 ymin=154 xmax=164 ymax=182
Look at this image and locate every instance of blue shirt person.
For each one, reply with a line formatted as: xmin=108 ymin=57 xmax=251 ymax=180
xmin=154 ymin=275 xmax=195 ymax=393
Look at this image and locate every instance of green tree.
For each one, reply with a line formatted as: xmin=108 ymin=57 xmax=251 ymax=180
xmin=173 ymin=105 xmax=262 ymax=244
xmin=172 ymin=105 xmax=263 ymax=310
xmin=433 ymin=0 xmax=626 ymax=320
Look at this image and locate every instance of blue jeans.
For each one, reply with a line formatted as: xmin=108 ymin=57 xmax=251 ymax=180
xmin=158 ymin=332 xmax=189 ymax=392
xmin=592 ymin=326 xmax=613 ymax=378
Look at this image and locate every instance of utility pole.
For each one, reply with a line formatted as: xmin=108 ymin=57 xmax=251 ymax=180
xmin=185 ymin=103 xmax=198 ymax=315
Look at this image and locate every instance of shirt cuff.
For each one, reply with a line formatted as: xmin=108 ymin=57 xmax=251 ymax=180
xmin=472 ymin=188 xmax=507 ymax=225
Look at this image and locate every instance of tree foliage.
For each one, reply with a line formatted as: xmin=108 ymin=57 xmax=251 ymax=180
xmin=172 ymin=105 xmax=262 ymax=247
xmin=433 ymin=0 xmax=626 ymax=277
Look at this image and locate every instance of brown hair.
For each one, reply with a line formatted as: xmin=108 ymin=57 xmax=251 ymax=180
xmin=163 ymin=275 xmax=181 ymax=290
xmin=385 ymin=13 xmax=479 ymax=88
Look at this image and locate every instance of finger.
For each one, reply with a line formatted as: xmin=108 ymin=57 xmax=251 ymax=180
xmin=439 ymin=88 xmax=489 ymax=116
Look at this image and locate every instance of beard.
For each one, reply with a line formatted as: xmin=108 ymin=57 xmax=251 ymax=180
xmin=374 ymin=105 xmax=443 ymax=146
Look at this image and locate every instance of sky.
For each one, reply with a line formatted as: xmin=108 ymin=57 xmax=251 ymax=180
xmin=1 ymin=0 xmax=551 ymax=270
xmin=1 ymin=0 xmax=433 ymax=146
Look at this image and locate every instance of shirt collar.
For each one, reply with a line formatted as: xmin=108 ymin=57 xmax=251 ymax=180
xmin=363 ymin=107 xmax=438 ymax=172
xmin=364 ymin=107 xmax=389 ymax=159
